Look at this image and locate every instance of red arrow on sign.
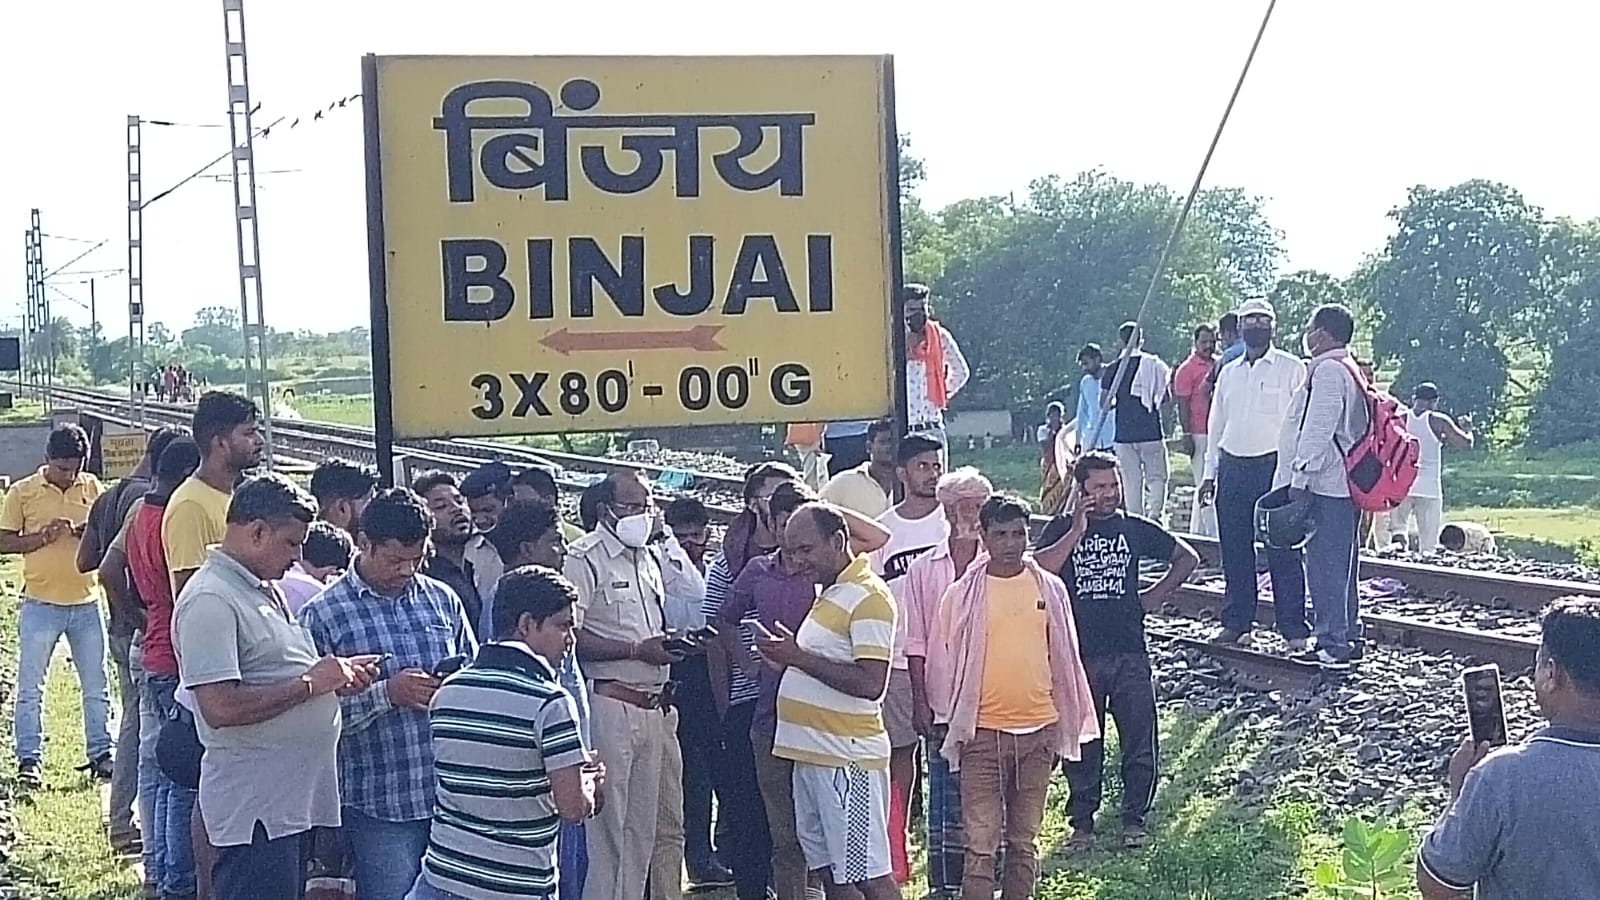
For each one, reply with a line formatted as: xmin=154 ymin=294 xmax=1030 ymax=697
xmin=539 ymin=325 xmax=725 ymax=356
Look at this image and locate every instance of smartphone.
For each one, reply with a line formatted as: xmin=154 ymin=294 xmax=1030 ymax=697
xmin=1461 ymin=664 xmax=1508 ymax=748
xmin=432 ymin=654 xmax=469 ymax=679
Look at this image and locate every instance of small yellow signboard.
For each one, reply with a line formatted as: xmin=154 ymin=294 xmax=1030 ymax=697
xmin=364 ymin=54 xmax=900 ymax=438
xmin=102 ymin=430 xmax=146 ymax=481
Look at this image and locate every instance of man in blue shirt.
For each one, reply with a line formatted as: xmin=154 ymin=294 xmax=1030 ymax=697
xmin=1075 ymin=343 xmax=1116 ymax=452
xmin=299 ymin=488 xmax=477 ymax=900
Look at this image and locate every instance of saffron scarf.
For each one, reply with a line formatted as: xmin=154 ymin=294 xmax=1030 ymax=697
xmin=910 ymin=321 xmax=950 ymax=411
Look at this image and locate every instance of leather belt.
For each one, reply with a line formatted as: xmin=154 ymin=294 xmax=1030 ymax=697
xmin=592 ymin=680 xmax=671 ymax=712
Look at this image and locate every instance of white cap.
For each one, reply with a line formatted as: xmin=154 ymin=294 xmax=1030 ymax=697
xmin=1236 ymin=296 xmax=1275 ymax=320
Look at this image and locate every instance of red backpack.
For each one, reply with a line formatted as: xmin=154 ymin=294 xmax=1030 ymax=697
xmin=1304 ymin=356 xmax=1420 ymax=512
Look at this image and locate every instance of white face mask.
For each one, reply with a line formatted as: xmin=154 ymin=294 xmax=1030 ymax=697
xmin=613 ymin=512 xmax=653 ymax=548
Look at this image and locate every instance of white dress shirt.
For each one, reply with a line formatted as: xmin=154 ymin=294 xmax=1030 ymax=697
xmin=1204 ymin=347 xmax=1307 ymax=479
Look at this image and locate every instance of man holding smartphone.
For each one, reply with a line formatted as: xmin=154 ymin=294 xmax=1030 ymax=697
xmin=1417 ymin=598 xmax=1600 ymax=899
xmin=0 ymin=424 xmax=109 ymax=789
xmin=299 ymin=487 xmax=478 ymax=900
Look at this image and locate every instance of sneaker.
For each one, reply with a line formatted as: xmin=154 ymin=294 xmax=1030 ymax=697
xmin=1211 ymin=627 xmax=1248 ymax=645
xmin=80 ymin=752 xmax=115 ymax=782
xmin=687 ymin=861 xmax=736 ymax=891
xmin=1291 ymin=649 xmax=1352 ymax=672
xmin=1121 ymin=825 xmax=1153 ymax=849
xmin=1284 ymin=637 xmax=1311 ymax=653
xmin=1062 ymin=828 xmax=1095 ymax=856
xmin=17 ymin=759 xmax=43 ymax=789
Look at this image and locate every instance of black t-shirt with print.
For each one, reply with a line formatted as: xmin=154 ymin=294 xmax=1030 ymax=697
xmin=1036 ymin=511 xmax=1177 ymax=657
xmin=1101 ymin=356 xmax=1165 ymax=444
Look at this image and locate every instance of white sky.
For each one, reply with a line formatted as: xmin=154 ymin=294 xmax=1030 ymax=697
xmin=3 ymin=0 xmax=1597 ymax=336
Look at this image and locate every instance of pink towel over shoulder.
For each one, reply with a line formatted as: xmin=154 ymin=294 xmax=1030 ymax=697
xmin=938 ymin=553 xmax=1100 ymax=770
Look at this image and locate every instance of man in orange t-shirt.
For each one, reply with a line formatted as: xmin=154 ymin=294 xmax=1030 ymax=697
xmin=1171 ymin=324 xmax=1218 ymax=536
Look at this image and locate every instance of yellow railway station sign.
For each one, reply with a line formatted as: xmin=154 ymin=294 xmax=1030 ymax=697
xmin=363 ymin=54 xmax=902 ymax=440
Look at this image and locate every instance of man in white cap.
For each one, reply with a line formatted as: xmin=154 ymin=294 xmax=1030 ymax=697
xmin=1196 ymin=297 xmax=1312 ymax=650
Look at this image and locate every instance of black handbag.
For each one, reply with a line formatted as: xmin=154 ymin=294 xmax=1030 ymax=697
xmin=156 ymin=702 xmax=204 ymax=789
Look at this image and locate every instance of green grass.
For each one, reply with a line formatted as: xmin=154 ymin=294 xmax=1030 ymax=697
xmin=0 ymin=559 xmax=143 ymax=899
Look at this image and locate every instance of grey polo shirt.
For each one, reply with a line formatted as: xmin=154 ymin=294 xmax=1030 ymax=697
xmin=172 ymin=548 xmax=342 ymax=847
xmin=1419 ymin=725 xmax=1600 ymax=899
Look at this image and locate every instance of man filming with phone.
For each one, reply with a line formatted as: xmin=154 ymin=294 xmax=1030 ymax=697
xmin=1417 ymin=597 xmax=1600 ymax=899
xmin=564 ymin=472 xmax=708 ymax=900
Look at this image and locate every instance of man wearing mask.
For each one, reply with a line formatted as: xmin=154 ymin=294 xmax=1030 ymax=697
xmin=1101 ymin=324 xmax=1170 ymax=521
xmin=1197 ymin=298 xmax=1310 ymax=650
xmin=1417 ymin=598 xmax=1600 ymax=898
xmin=1280 ymin=304 xmax=1368 ymax=671
xmin=903 ymin=284 xmax=970 ymax=462
xmin=564 ymin=472 xmax=703 ymax=900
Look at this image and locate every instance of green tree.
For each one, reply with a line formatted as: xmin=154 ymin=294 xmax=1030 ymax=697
xmin=1368 ymin=180 xmax=1543 ymax=431
xmin=934 ymin=170 xmax=1281 ymax=410
xmin=181 ymin=306 xmax=243 ymax=356
xmin=1527 ymin=217 xmax=1600 ymax=447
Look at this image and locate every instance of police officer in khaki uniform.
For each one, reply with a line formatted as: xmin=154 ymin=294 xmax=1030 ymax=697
xmin=565 ymin=472 xmax=700 ymax=900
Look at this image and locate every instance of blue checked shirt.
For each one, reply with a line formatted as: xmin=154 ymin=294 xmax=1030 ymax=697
xmin=298 ymin=564 xmax=477 ymax=822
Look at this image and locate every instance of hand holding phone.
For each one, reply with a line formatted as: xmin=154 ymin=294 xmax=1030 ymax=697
xmin=1461 ymin=664 xmax=1508 ymax=748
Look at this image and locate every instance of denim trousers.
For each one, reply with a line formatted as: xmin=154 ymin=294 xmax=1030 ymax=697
xmin=107 ymin=629 xmax=141 ymax=834
xmin=14 ymin=599 xmax=113 ymax=762
xmin=343 ymin=807 xmax=432 ymax=900
xmin=141 ymin=672 xmax=197 ymax=897
xmin=1305 ymin=493 xmax=1361 ymax=658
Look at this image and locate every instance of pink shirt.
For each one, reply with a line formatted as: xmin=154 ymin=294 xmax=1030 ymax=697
xmin=903 ymin=542 xmax=961 ymax=723
xmin=1173 ymin=353 xmax=1216 ymax=435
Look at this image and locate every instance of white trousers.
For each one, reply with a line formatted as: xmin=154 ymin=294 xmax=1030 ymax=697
xmin=1188 ymin=436 xmax=1217 ymax=537
xmin=1116 ymin=441 xmax=1170 ymax=523
xmin=1391 ymin=495 xmax=1444 ymax=553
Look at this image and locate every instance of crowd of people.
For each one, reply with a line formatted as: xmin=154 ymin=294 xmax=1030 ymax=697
xmin=0 ymin=286 xmax=1593 ymax=900
xmin=149 ymin=364 xmax=203 ymax=404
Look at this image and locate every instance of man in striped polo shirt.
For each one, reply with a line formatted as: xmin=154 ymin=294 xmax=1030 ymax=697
xmin=410 ymin=567 xmax=602 ymax=900
xmin=757 ymin=503 xmax=901 ymax=900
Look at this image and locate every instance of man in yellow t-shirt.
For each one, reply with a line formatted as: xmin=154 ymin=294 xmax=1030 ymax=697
xmin=0 ymin=424 xmax=108 ymax=788
xmin=164 ymin=391 xmax=265 ymax=599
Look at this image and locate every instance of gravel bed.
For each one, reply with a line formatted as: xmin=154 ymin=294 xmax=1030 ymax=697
xmin=1147 ymin=614 xmax=1542 ymax=821
xmin=1372 ymin=545 xmax=1600 ymax=585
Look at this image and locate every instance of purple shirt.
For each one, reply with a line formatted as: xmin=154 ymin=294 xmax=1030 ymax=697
xmin=720 ymin=551 xmax=818 ymax=739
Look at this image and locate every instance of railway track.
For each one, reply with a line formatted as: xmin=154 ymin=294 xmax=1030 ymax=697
xmin=33 ymin=382 xmax=1584 ymax=683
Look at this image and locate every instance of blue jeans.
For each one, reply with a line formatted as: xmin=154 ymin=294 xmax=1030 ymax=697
xmin=141 ymin=673 xmax=197 ymax=897
xmin=1305 ymin=493 xmax=1361 ymax=658
xmin=560 ymin=821 xmax=588 ymax=900
xmin=345 ymin=807 xmax=431 ymax=900
xmin=14 ymin=599 xmax=113 ymax=762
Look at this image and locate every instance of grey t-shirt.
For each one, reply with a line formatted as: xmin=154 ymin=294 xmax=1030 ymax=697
xmin=172 ymin=548 xmax=342 ymax=847
xmin=1419 ymin=725 xmax=1600 ymax=899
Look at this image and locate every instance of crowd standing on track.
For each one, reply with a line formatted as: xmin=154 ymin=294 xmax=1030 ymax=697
xmin=5 ymin=291 xmax=1599 ymax=900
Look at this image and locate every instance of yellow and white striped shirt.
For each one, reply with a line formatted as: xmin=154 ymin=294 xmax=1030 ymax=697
xmin=773 ymin=556 xmax=897 ymax=770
